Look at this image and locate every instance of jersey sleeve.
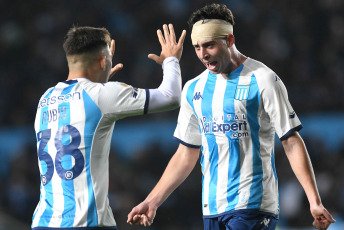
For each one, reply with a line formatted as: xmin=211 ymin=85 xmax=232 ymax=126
xmin=97 ymin=82 xmax=148 ymax=120
xmin=173 ymin=82 xmax=202 ymax=148
xmin=261 ymin=75 xmax=302 ymax=140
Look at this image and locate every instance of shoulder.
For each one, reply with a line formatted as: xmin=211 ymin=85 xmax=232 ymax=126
xmin=245 ymin=58 xmax=280 ymax=89
xmin=183 ymin=69 xmax=208 ymax=91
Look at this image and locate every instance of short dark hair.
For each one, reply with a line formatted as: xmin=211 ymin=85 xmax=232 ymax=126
xmin=63 ymin=26 xmax=111 ymax=55
xmin=187 ymin=3 xmax=235 ymax=29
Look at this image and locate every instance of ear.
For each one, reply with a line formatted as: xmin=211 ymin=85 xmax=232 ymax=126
xmin=99 ymin=56 xmax=106 ymax=71
xmin=226 ymin=34 xmax=235 ymax=47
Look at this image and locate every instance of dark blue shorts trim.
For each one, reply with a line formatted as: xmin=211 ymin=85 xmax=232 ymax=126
xmin=173 ymin=136 xmax=201 ymax=149
xmin=203 ymin=209 xmax=278 ymax=219
xmin=203 ymin=209 xmax=278 ymax=230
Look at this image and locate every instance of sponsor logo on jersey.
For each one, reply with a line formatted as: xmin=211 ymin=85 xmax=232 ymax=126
xmin=199 ymin=113 xmax=249 ymax=138
xmin=193 ymin=92 xmax=203 ymax=101
xmin=234 ymin=85 xmax=250 ymax=100
xmin=38 ymin=92 xmax=81 ymax=109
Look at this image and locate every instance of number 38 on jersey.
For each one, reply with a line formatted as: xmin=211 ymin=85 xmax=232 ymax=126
xmin=37 ymin=125 xmax=85 ymax=186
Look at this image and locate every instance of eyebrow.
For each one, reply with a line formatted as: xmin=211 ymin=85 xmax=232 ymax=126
xmin=194 ymin=40 xmax=217 ymax=48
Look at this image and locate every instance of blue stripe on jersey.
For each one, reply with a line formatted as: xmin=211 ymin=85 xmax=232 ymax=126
xmin=82 ymin=90 xmax=102 ymax=226
xmin=271 ymin=149 xmax=278 ymax=181
xmin=58 ymin=83 xmax=76 ymax=228
xmin=186 ymin=79 xmax=199 ymax=118
xmin=223 ymin=67 xmax=242 ymax=210
xmin=38 ymin=88 xmax=55 ymax=227
xmin=271 ymin=148 xmax=280 ymax=214
xmin=203 ymin=72 xmax=218 ymax=214
xmin=246 ymin=74 xmax=263 ymax=209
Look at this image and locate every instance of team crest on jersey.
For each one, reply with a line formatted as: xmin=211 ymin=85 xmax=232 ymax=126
xmin=234 ymin=85 xmax=250 ymax=100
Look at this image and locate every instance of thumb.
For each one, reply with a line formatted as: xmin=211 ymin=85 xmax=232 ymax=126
xmin=148 ymin=54 xmax=162 ymax=64
xmin=109 ymin=63 xmax=123 ymax=79
xmin=127 ymin=207 xmax=139 ymax=223
xmin=323 ymin=210 xmax=336 ymax=223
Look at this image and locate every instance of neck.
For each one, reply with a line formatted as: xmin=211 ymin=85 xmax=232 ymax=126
xmin=224 ymin=45 xmax=247 ymax=74
xmin=66 ymin=60 xmax=103 ymax=82
xmin=67 ymin=70 xmax=98 ymax=81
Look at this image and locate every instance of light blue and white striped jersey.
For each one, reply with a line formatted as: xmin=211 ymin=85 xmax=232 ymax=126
xmin=173 ymin=58 xmax=302 ymax=217
xmin=32 ymin=78 xmax=148 ymax=229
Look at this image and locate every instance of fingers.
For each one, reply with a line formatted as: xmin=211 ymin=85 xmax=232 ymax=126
xmin=163 ymin=24 xmax=170 ymax=44
xmin=323 ymin=210 xmax=335 ymax=223
xmin=109 ymin=63 xmax=123 ymax=79
xmin=157 ymin=29 xmax=166 ymax=46
xmin=178 ymin=30 xmax=187 ymax=47
xmin=128 ymin=214 xmax=152 ymax=226
xmin=141 ymin=214 xmax=152 ymax=227
xmin=110 ymin=40 xmax=115 ymax=56
xmin=158 ymin=24 xmax=178 ymax=45
xmin=127 ymin=208 xmax=139 ymax=225
xmin=169 ymin=24 xmax=176 ymax=44
xmin=313 ymin=215 xmax=334 ymax=230
xmin=147 ymin=54 xmax=160 ymax=64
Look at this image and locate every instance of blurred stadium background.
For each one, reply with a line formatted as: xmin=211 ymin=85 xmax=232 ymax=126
xmin=0 ymin=0 xmax=343 ymax=229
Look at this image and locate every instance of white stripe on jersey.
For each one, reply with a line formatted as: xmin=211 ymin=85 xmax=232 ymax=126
xmin=191 ymin=75 xmax=210 ymax=215
xmin=69 ymin=94 xmax=88 ymax=227
xmin=234 ymin=67 xmax=254 ymax=210
xmin=212 ymin=75 xmax=230 ymax=214
xmin=48 ymin=90 xmax=63 ymax=227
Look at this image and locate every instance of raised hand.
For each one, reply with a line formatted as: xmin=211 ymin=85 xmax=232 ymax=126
xmin=148 ymin=24 xmax=186 ymax=65
xmin=109 ymin=39 xmax=123 ymax=79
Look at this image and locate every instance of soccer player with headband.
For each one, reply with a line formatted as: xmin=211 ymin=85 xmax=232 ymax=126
xmin=128 ymin=3 xmax=335 ymax=230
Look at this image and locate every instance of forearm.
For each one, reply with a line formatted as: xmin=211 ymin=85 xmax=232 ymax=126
xmin=145 ymin=144 xmax=199 ymax=208
xmin=282 ymin=132 xmax=321 ymax=206
xmin=148 ymin=57 xmax=182 ymax=113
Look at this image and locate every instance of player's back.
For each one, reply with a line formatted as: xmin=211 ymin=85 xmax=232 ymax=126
xmin=32 ymin=78 xmax=147 ymax=229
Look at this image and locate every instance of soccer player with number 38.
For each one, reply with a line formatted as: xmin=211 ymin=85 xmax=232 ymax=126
xmin=32 ymin=24 xmax=186 ymax=229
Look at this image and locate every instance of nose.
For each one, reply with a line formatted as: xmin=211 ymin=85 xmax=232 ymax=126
xmin=200 ymin=47 xmax=209 ymax=60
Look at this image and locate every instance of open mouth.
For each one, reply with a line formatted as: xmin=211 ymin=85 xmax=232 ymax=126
xmin=206 ymin=61 xmax=218 ymax=71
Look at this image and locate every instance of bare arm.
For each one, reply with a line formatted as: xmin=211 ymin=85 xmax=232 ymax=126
xmin=282 ymin=132 xmax=335 ymax=229
xmin=127 ymin=144 xmax=200 ymax=226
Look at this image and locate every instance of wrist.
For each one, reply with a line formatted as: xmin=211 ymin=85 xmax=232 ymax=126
xmin=162 ymin=56 xmax=179 ymax=69
xmin=144 ymin=195 xmax=161 ymax=210
xmin=309 ymin=197 xmax=322 ymax=209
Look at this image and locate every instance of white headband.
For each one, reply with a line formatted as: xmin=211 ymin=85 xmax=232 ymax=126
xmin=191 ymin=19 xmax=233 ymax=45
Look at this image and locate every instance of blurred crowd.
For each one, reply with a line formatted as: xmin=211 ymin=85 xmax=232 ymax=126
xmin=1 ymin=135 xmax=344 ymax=229
xmin=0 ymin=0 xmax=343 ymax=229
